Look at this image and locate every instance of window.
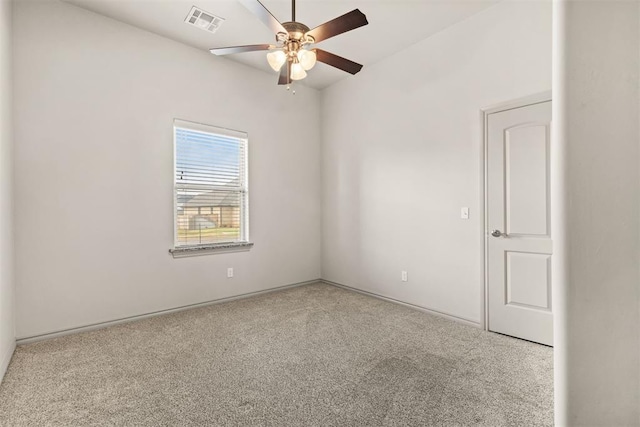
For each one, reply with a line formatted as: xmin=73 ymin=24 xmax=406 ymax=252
xmin=172 ymin=119 xmax=250 ymax=252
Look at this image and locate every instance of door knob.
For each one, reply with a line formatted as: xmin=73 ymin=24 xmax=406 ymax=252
xmin=491 ymin=229 xmax=503 ymax=238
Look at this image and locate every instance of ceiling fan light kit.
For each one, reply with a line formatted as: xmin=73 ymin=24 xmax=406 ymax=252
xmin=297 ymin=50 xmax=316 ymax=70
xmin=290 ymin=58 xmax=307 ymax=81
xmin=266 ymin=50 xmax=286 ymax=71
xmin=210 ymin=0 xmax=368 ymax=87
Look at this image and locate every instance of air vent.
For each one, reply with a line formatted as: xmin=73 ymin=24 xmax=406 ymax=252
xmin=185 ymin=6 xmax=225 ymax=34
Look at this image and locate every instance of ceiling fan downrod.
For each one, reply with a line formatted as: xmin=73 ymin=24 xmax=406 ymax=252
xmin=292 ymin=0 xmax=295 ymax=22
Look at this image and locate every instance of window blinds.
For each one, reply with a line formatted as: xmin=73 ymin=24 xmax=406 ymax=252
xmin=174 ymin=120 xmax=248 ymax=248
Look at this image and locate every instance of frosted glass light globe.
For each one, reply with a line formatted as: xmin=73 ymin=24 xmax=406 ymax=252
xmin=266 ymin=51 xmax=287 ymax=72
xmin=297 ymin=49 xmax=317 ymax=71
xmin=290 ymin=62 xmax=307 ymax=80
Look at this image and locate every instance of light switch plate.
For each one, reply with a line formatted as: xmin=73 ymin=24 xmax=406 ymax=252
xmin=461 ymin=207 xmax=469 ymax=219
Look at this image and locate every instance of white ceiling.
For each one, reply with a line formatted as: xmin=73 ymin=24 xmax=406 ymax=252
xmin=63 ymin=0 xmax=500 ymax=89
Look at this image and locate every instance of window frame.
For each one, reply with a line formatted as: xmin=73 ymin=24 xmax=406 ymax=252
xmin=170 ymin=119 xmax=252 ymax=256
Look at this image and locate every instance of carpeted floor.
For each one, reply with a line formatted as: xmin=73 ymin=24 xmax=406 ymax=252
xmin=0 ymin=283 xmax=553 ymax=426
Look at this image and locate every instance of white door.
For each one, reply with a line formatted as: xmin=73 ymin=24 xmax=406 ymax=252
xmin=487 ymin=101 xmax=552 ymax=346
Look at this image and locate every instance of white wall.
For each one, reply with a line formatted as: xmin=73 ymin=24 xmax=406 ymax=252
xmin=13 ymin=0 xmax=322 ymax=339
xmin=321 ymin=1 xmax=551 ymax=323
xmin=0 ymin=0 xmax=15 ymax=380
xmin=553 ymin=1 xmax=640 ymax=425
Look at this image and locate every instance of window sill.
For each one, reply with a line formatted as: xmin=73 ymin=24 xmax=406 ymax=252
xmin=169 ymin=242 xmax=254 ymax=258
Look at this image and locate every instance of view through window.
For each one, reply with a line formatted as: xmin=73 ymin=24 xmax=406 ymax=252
xmin=174 ymin=120 xmax=248 ymax=248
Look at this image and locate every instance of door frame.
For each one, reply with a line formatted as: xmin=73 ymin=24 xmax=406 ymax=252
xmin=479 ymin=91 xmax=552 ymax=331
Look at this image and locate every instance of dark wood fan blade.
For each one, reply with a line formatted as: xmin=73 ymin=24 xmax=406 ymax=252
xmin=315 ymin=49 xmax=363 ymax=75
xmin=306 ymin=9 xmax=368 ymax=43
xmin=239 ymin=0 xmax=287 ymax=35
xmin=278 ymin=61 xmax=291 ymax=85
xmin=210 ymin=44 xmax=273 ymax=56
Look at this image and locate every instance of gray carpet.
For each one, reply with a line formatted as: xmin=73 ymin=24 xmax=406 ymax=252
xmin=0 ymin=283 xmax=553 ymax=426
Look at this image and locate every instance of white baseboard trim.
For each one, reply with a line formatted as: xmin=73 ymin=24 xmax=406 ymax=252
xmin=322 ymin=279 xmax=481 ymax=328
xmin=16 ymin=278 xmax=479 ymax=345
xmin=0 ymin=340 xmax=16 ymax=385
xmin=17 ymin=279 xmax=320 ymax=345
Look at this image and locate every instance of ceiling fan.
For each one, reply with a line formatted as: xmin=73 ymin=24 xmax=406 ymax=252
xmin=210 ymin=0 xmax=368 ymax=85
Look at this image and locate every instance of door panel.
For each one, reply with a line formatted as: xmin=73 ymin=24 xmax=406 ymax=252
xmin=487 ymin=101 xmax=553 ymax=346
xmin=505 ymin=125 xmax=549 ymax=236
xmin=506 ymin=252 xmax=551 ymax=311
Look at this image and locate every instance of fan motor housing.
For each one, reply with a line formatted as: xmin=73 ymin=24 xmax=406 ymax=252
xmin=281 ymin=21 xmax=311 ymax=42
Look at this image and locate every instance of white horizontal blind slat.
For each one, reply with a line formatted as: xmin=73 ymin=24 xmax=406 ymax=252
xmin=174 ymin=121 xmax=248 ymax=248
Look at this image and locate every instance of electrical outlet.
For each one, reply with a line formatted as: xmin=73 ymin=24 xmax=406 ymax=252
xmin=401 ymin=271 xmax=408 ymax=282
xmin=227 ymin=267 xmax=233 ymax=278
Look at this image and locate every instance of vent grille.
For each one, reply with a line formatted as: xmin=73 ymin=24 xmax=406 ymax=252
xmin=185 ymin=6 xmax=225 ymax=34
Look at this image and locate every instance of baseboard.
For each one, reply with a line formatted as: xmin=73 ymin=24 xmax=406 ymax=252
xmin=322 ymin=279 xmax=481 ymax=328
xmin=16 ymin=278 xmax=479 ymax=345
xmin=17 ymin=279 xmax=320 ymax=345
xmin=0 ymin=340 xmax=16 ymax=385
